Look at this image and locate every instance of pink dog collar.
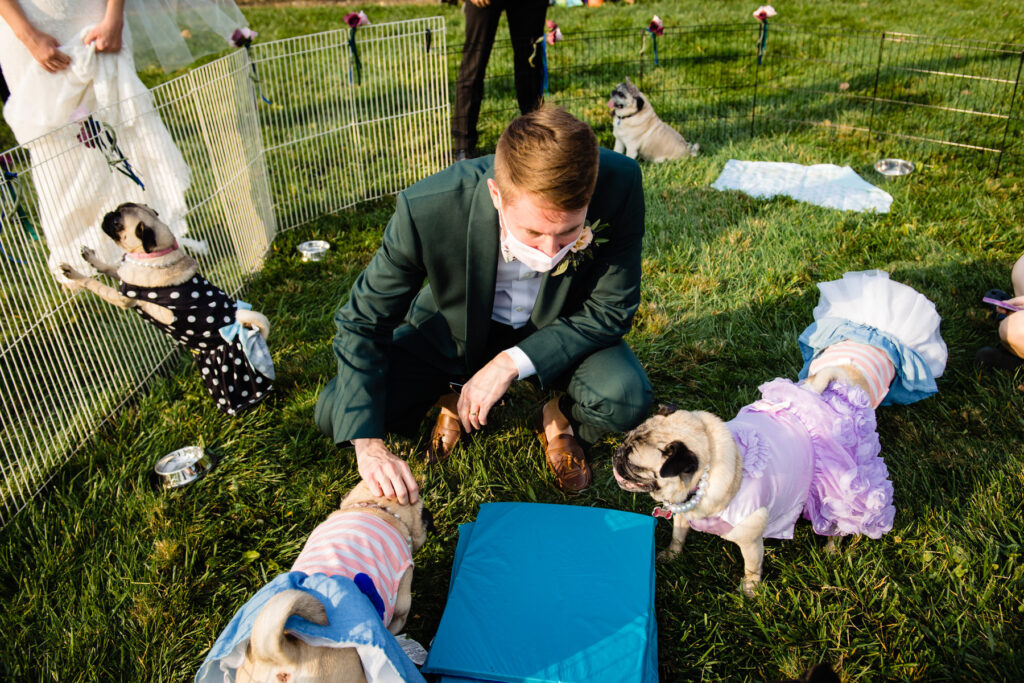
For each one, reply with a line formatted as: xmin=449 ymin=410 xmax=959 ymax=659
xmin=127 ymin=240 xmax=178 ymax=260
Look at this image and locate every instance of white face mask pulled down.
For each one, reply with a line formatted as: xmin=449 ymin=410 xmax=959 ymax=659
xmin=495 ymin=194 xmax=578 ymax=273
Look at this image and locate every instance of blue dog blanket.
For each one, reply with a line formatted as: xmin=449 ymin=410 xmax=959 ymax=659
xmin=423 ymin=503 xmax=658 ymax=683
xmin=195 ymin=571 xmax=425 ymax=683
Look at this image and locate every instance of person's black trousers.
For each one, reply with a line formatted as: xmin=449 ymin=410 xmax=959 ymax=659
xmin=451 ymin=0 xmax=548 ymax=153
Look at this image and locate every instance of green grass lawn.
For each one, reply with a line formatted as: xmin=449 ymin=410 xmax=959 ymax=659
xmin=3 ymin=1 xmax=1024 ymax=681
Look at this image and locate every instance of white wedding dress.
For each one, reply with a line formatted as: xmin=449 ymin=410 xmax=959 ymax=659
xmin=0 ymin=0 xmax=192 ymax=281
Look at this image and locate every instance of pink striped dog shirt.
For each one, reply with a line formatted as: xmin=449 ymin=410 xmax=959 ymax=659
xmin=291 ymin=511 xmax=413 ymax=626
xmin=808 ymin=340 xmax=896 ymax=408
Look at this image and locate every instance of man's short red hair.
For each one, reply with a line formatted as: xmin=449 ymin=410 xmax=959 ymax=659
xmin=494 ymin=105 xmax=600 ymax=211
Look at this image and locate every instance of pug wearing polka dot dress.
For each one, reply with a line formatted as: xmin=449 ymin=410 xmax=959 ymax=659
xmin=60 ymin=203 xmax=275 ymax=415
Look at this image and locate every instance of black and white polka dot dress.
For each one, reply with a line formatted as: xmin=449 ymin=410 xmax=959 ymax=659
xmin=121 ymin=275 xmax=274 ymax=415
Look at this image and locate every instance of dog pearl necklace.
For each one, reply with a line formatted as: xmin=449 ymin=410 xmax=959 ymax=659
xmin=652 ymin=465 xmax=710 ymax=519
xmin=122 ymin=254 xmax=181 ymax=269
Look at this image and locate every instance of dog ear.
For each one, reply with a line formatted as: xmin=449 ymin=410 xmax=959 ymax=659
xmin=635 ymin=95 xmax=645 ymax=111
xmin=655 ymin=403 xmax=678 ymax=416
xmin=100 ymin=210 xmax=124 ymax=241
xmin=136 ymin=222 xmax=158 ymax=253
xmin=659 ymin=440 xmax=699 ymax=478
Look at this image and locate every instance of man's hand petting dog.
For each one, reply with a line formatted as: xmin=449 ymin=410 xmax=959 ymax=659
xmin=353 ymin=438 xmax=419 ymax=505
xmin=457 ymin=351 xmax=518 ymax=432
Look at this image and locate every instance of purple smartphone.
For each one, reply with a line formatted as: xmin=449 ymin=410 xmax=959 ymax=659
xmin=983 ymin=296 xmax=1022 ymax=312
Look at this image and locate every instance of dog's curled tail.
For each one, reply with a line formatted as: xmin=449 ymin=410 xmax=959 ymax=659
xmin=236 ymin=309 xmax=271 ymax=340
xmin=250 ymin=590 xmax=328 ymax=665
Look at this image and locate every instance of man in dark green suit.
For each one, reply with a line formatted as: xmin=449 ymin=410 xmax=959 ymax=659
xmin=315 ymin=106 xmax=652 ymax=503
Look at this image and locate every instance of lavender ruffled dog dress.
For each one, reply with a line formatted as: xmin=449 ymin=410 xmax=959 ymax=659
xmin=689 ymin=379 xmax=894 ymax=540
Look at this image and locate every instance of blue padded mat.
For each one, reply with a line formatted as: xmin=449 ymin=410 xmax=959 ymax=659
xmin=423 ymin=503 xmax=658 ymax=683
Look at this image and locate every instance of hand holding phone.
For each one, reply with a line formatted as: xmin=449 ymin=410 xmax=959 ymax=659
xmin=982 ymin=296 xmax=1022 ymax=312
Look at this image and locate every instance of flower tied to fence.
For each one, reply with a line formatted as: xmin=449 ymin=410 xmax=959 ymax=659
xmin=529 ymin=21 xmax=562 ymax=96
xmin=643 ymin=15 xmax=664 ymax=66
xmin=0 ymin=153 xmax=38 ymax=264
xmin=71 ymin=107 xmax=145 ymax=190
xmin=753 ymin=5 xmax=776 ymax=66
xmin=345 ymin=12 xmax=370 ymax=85
xmin=232 ymin=27 xmax=271 ymax=105
xmin=552 ymin=218 xmax=607 ymax=276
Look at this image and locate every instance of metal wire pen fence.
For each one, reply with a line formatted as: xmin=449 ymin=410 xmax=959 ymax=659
xmin=449 ymin=23 xmax=1024 ymax=173
xmin=0 ymin=17 xmax=449 ymax=525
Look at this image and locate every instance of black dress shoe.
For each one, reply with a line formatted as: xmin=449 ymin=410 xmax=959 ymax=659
xmin=975 ymin=346 xmax=1024 ymax=370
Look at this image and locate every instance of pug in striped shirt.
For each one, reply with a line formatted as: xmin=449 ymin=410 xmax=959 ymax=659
xmin=237 ymin=481 xmax=433 ymax=683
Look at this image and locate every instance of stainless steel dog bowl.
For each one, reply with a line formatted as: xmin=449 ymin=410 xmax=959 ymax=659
xmin=155 ymin=446 xmax=214 ymax=489
xmin=297 ymin=240 xmax=330 ymax=261
xmin=874 ymin=158 xmax=914 ymax=176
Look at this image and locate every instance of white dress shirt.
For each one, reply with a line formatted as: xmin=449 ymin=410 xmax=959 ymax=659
xmin=491 ymin=254 xmax=541 ymax=379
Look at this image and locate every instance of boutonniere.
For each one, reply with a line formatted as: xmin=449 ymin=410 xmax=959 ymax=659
xmin=552 ymin=219 xmax=609 ymax=276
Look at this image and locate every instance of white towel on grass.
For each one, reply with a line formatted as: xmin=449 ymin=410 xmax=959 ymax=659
xmin=711 ymin=160 xmax=893 ymax=213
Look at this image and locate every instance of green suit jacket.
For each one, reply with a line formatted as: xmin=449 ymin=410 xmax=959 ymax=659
xmin=322 ymin=148 xmax=645 ymax=443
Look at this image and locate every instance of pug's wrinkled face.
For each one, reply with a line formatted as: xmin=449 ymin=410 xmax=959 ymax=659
xmin=100 ymin=202 xmax=176 ymax=254
xmin=607 ymin=77 xmax=645 ymax=118
xmin=612 ymin=407 xmax=716 ymax=504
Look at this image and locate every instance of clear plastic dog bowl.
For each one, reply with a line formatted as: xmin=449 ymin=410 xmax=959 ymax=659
xmin=297 ymin=240 xmax=330 ymax=261
xmin=874 ymin=158 xmax=914 ymax=176
xmin=155 ymin=446 xmax=214 ymax=489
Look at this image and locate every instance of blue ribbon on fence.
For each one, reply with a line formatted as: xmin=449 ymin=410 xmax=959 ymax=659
xmin=528 ymin=37 xmax=550 ymax=95
xmin=348 ymin=27 xmax=363 ymax=85
xmin=757 ymin=20 xmax=770 ymax=66
xmin=77 ymin=117 xmax=146 ymax=190
xmin=541 ymin=41 xmax=549 ymax=95
xmin=0 ymin=168 xmax=38 ymax=264
xmin=245 ymin=45 xmax=272 ymax=105
xmin=640 ymin=28 xmax=660 ymax=67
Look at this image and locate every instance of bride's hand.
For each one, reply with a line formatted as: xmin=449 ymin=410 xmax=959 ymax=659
xmin=25 ymin=30 xmax=70 ymax=72
xmin=84 ymin=15 xmax=123 ymax=53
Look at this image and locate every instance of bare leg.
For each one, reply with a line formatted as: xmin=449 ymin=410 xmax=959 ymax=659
xmin=389 ymin=568 xmax=413 ymax=635
xmin=659 ymin=515 xmax=690 ymax=561
xmin=1011 ymin=253 xmax=1024 ymax=297
xmin=722 ymin=507 xmax=769 ymax=597
xmin=999 ymin=312 xmax=1024 ymax=358
xmin=998 ymin=253 xmax=1024 ymax=358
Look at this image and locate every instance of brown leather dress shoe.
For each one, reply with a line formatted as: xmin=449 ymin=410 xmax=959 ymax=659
xmin=539 ymin=432 xmax=592 ymax=493
xmin=427 ymin=410 xmax=463 ymax=464
xmin=536 ymin=399 xmax=592 ymax=493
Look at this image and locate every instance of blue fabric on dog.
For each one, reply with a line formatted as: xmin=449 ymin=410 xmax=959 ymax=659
xmin=194 ymin=571 xmax=425 ymax=683
xmin=798 ymin=318 xmax=938 ymax=405
xmin=354 ymin=572 xmax=387 ymax=621
xmin=422 ymin=503 xmax=658 ymax=683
